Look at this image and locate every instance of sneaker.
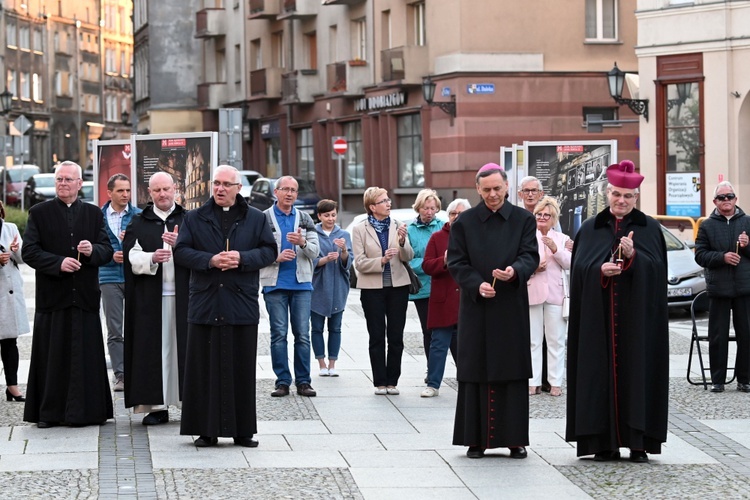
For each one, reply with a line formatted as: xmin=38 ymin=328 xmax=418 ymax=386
xmin=328 ymin=368 xmax=339 ymax=377
xmin=319 ymin=368 xmax=330 ymax=377
xmin=113 ymin=376 xmax=124 ymax=392
xmin=374 ymin=387 xmax=388 ymax=395
xmin=421 ymin=387 xmax=439 ymax=398
xmin=386 ymin=386 xmax=400 ymax=395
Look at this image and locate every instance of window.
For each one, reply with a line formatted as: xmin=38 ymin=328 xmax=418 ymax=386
xmin=251 ymin=39 xmax=262 ymax=70
xmin=272 ymin=32 xmax=283 ymax=67
xmin=54 ymin=32 xmax=60 ymax=52
xmin=397 ymin=114 xmax=424 ymax=188
xmin=306 ymin=32 xmax=317 ymax=70
xmin=352 ymin=18 xmax=366 ymax=61
xmin=7 ymin=70 xmax=16 ymax=95
xmin=20 ymin=72 xmax=30 ymax=100
xmin=234 ymin=44 xmax=241 ymax=83
xmin=666 ymin=82 xmax=700 ymax=173
xmin=585 ymin=0 xmax=617 ymax=41
xmin=33 ymin=29 xmax=43 ymax=53
xmin=55 ymin=71 xmax=62 ymax=95
xmin=296 ymin=128 xmax=315 ymax=183
xmin=32 ymin=73 xmax=42 ymax=102
xmin=582 ymin=106 xmax=618 ymax=125
xmin=216 ymin=49 xmax=226 ymax=82
xmin=412 ymin=2 xmax=426 ymax=46
xmin=381 ymin=10 xmax=392 ymax=49
xmin=19 ymin=27 xmax=30 ymax=50
xmin=7 ymin=22 xmax=17 ymax=48
xmin=329 ymin=26 xmax=337 ymax=62
xmin=343 ymin=121 xmax=364 ymax=188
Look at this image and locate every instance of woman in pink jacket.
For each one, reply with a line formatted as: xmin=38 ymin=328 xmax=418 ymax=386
xmin=527 ymin=197 xmax=572 ymax=397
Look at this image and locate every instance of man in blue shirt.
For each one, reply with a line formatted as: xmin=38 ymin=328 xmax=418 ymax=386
xmin=260 ymin=176 xmax=319 ymax=397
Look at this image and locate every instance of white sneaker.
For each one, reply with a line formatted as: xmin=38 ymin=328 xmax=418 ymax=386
xmin=319 ymin=368 xmax=330 ymax=377
xmin=421 ymin=387 xmax=439 ymax=398
xmin=374 ymin=387 xmax=388 ymax=395
xmin=386 ymin=386 xmax=400 ymax=395
xmin=328 ymin=368 xmax=338 ymax=377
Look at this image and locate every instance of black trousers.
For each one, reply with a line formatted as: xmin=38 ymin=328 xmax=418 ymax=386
xmin=0 ymin=338 xmax=19 ymax=386
xmin=361 ymin=286 xmax=409 ymax=387
xmin=708 ymin=295 xmax=750 ymax=385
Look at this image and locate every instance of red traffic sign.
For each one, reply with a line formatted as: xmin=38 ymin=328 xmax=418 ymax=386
xmin=333 ymin=138 xmax=348 ymax=155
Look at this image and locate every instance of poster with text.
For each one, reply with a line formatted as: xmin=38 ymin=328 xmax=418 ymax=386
xmin=93 ymin=139 xmax=135 ymax=208
xmin=524 ymin=140 xmax=617 ymax=238
xmin=666 ymin=172 xmax=701 ymax=217
xmin=133 ymin=132 xmax=218 ymax=209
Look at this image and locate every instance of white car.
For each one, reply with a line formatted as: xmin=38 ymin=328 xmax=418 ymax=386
xmin=662 ymin=224 xmax=705 ymax=309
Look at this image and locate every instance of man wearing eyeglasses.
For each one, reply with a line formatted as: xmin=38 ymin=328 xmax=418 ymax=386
xmin=260 ymin=176 xmax=320 ymax=398
xmin=518 ymin=176 xmax=544 ymax=212
xmin=22 ymin=161 xmax=115 ymax=428
xmin=566 ymin=160 xmax=668 ymax=464
xmin=695 ymin=181 xmax=750 ymax=394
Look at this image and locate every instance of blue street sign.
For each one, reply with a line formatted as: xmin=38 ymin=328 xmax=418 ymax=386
xmin=441 ymin=87 xmax=451 ymax=97
xmin=467 ymin=83 xmax=495 ymax=95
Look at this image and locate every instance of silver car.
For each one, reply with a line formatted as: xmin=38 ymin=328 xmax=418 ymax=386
xmin=662 ymin=224 xmax=705 ymax=308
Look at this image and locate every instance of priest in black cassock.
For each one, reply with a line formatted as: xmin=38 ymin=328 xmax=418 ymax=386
xmin=23 ymin=161 xmax=114 ymax=428
xmin=173 ymin=165 xmax=277 ymax=447
xmin=448 ymin=164 xmax=539 ymax=459
xmin=123 ymin=172 xmax=189 ymax=425
xmin=565 ymin=160 xmax=669 ymax=463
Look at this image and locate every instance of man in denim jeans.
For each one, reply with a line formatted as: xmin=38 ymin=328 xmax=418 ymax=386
xmin=261 ymin=176 xmax=319 ymax=397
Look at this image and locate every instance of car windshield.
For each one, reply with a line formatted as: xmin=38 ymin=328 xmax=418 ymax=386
xmin=661 ymin=225 xmax=687 ymax=252
xmin=240 ymin=176 xmax=250 ymax=187
xmin=296 ymin=179 xmax=315 ymax=195
xmin=7 ymin=167 xmax=40 ymax=182
xmin=35 ymin=176 xmax=55 ymax=188
xmin=80 ymin=184 xmax=93 ymax=199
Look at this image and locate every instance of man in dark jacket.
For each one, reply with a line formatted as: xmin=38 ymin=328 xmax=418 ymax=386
xmin=122 ymin=172 xmax=189 ymax=425
xmin=448 ymin=164 xmax=539 ymax=459
xmin=23 ymin=161 xmax=114 ymax=428
xmin=566 ymin=160 xmax=668 ymax=464
xmin=694 ymin=181 xmax=750 ymax=393
xmin=173 ymin=165 xmax=277 ymax=448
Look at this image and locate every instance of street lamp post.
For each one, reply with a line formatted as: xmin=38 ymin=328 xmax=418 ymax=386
xmin=607 ymin=62 xmax=649 ymax=122
xmin=422 ymin=75 xmax=456 ymax=126
xmin=0 ymin=89 xmax=13 ymax=207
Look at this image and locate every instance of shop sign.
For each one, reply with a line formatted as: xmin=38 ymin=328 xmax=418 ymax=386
xmin=354 ymin=91 xmax=407 ymax=112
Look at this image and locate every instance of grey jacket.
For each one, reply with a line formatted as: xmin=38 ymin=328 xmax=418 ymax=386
xmin=260 ymin=206 xmax=319 ymax=287
xmin=695 ymin=206 xmax=750 ymax=298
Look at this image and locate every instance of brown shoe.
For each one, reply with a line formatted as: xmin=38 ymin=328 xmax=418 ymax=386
xmin=113 ymin=376 xmax=124 ymax=392
xmin=296 ymin=383 xmax=317 ymax=397
xmin=271 ymin=385 xmax=290 ymax=397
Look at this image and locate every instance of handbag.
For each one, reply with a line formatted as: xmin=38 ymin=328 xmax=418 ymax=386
xmin=561 ymin=268 xmax=570 ymax=321
xmin=405 ymin=263 xmax=422 ymax=294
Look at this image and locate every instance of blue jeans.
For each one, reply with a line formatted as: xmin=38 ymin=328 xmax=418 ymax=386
xmin=264 ymin=290 xmax=312 ymax=387
xmin=426 ymin=325 xmax=455 ymax=389
xmin=311 ymin=311 xmax=343 ymax=360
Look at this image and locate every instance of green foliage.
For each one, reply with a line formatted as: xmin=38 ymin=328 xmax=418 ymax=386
xmin=4 ymin=205 xmax=28 ymax=235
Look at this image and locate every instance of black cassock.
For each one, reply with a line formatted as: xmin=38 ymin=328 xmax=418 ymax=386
xmin=23 ymin=198 xmax=114 ymax=425
xmin=122 ymin=203 xmax=190 ymax=409
xmin=448 ymin=201 xmax=539 ymax=449
xmin=565 ymin=208 xmax=669 ymax=456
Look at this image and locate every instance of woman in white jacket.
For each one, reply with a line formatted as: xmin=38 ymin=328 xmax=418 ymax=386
xmin=0 ymin=201 xmax=29 ymax=401
xmin=527 ymin=197 xmax=571 ymax=397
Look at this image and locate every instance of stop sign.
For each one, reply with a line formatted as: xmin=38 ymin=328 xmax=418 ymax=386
xmin=333 ymin=138 xmax=348 ymax=155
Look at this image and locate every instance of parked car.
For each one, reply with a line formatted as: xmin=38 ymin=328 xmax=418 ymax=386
xmin=0 ymin=164 xmax=41 ymax=206
xmin=248 ymin=177 xmax=321 ymax=220
xmin=24 ymin=173 xmax=57 ymax=207
xmin=239 ymin=174 xmax=253 ymax=201
xmin=238 ymin=169 xmax=262 ymax=186
xmin=79 ymin=181 xmax=96 ymax=204
xmin=662 ymin=224 xmax=706 ymax=309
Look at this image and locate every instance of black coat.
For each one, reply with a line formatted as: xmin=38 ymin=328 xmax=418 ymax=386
xmin=173 ymin=196 xmax=277 ymax=326
xmin=122 ymin=204 xmax=190 ymax=407
xmin=565 ymin=208 xmax=669 ymax=449
xmin=23 ymin=198 xmax=113 ymax=311
xmin=694 ymin=206 xmax=750 ymax=298
xmin=447 ymin=200 xmax=539 ymax=383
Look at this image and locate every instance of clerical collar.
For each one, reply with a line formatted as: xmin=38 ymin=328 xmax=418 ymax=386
xmin=153 ymin=204 xmax=175 ymax=221
xmin=223 ymin=206 xmax=230 ymax=211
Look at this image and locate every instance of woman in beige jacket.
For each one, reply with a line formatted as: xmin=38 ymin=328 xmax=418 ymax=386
xmin=352 ymin=187 xmax=414 ymax=395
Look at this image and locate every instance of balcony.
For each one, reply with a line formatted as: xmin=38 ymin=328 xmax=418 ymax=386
xmin=197 ymin=82 xmax=228 ymax=109
xmin=322 ymin=0 xmax=365 ymax=5
xmin=195 ymin=8 xmax=226 ymax=38
xmin=326 ymin=60 xmax=369 ymax=95
xmin=277 ymin=0 xmax=317 ymax=20
xmin=248 ymin=0 xmax=280 ymax=19
xmin=381 ymin=45 xmax=429 ymax=84
xmin=281 ymin=70 xmax=321 ymax=105
xmin=250 ymin=67 xmax=283 ymax=99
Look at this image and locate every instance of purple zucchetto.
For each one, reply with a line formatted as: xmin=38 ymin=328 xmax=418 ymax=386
xmin=606 ymin=160 xmax=644 ymax=189
xmin=477 ymin=162 xmax=504 ymax=174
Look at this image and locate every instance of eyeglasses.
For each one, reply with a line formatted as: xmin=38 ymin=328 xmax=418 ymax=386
xmin=374 ymin=198 xmax=392 ymax=206
xmin=212 ymin=181 xmax=240 ymax=188
xmin=535 ymin=213 xmax=552 ymax=221
xmin=55 ymin=177 xmax=80 ymax=184
xmin=715 ymin=193 xmax=737 ymax=201
xmin=276 ymin=187 xmax=298 ymax=193
xmin=448 ymin=211 xmax=463 ymax=217
xmin=521 ymin=189 xmax=540 ymax=195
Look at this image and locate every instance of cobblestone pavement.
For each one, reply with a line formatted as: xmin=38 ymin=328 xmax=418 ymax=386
xmin=6 ymin=264 xmax=750 ymax=498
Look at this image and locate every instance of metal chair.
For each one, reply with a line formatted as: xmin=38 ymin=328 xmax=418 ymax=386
xmin=686 ymin=290 xmax=736 ymax=389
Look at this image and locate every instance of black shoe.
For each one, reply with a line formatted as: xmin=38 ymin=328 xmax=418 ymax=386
xmin=37 ymin=421 xmax=60 ymax=429
xmin=233 ymin=436 xmax=259 ymax=448
xmin=466 ymin=446 xmax=485 ymax=459
xmin=738 ymin=383 xmax=750 ymax=393
xmin=711 ymin=384 xmax=725 ymax=393
xmin=271 ymin=385 xmax=290 ymax=397
xmin=629 ymin=450 xmax=649 ymax=463
xmin=5 ymin=389 xmax=25 ymax=402
xmin=194 ymin=436 xmax=218 ymax=447
xmin=509 ymin=447 xmax=528 ymax=459
xmin=296 ymin=383 xmax=317 ymax=397
xmin=593 ymin=450 xmax=620 ymax=461
xmin=541 ymin=383 xmax=552 ymax=393
xmin=142 ymin=410 xmax=169 ymax=425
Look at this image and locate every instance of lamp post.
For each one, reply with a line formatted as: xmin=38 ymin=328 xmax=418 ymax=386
xmin=422 ymin=75 xmax=456 ymax=126
xmin=0 ymin=89 xmax=13 ymax=207
xmin=607 ymin=62 xmax=649 ymax=122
